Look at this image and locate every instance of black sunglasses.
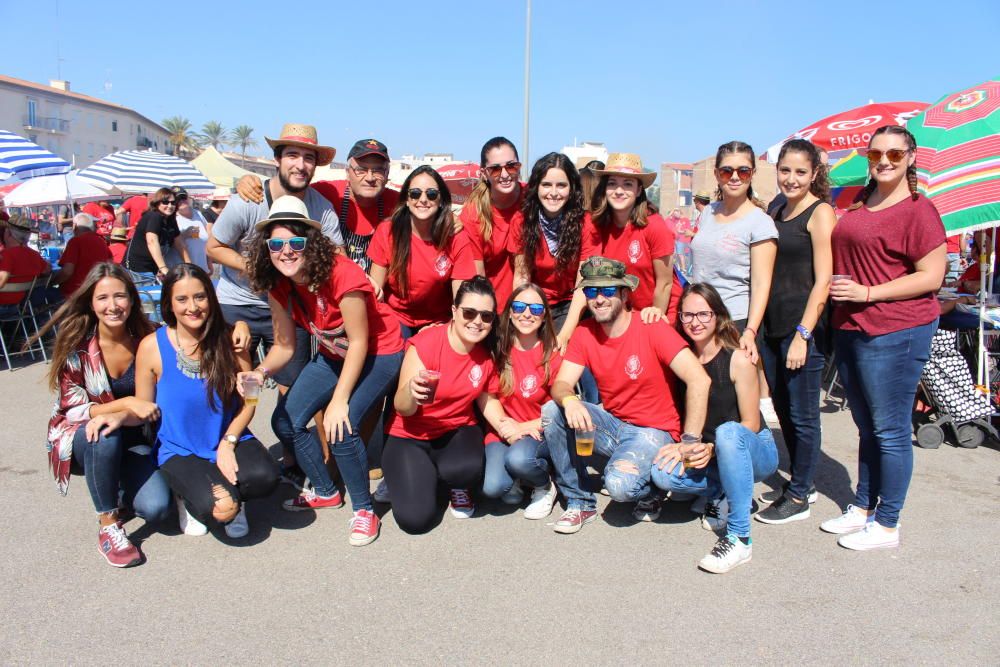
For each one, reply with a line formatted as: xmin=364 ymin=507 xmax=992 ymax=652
xmin=511 ymin=300 xmax=545 ymax=316
xmin=408 ymin=188 xmax=440 ymax=201
xmin=458 ymin=307 xmax=496 ymax=324
xmin=158 ymin=199 xmax=177 ymax=206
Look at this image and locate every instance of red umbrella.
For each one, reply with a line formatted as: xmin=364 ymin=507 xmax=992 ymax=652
xmin=765 ymin=101 xmax=929 ymax=161
xmin=0 ymin=182 xmax=21 ymax=200
xmin=435 ymin=162 xmax=481 ymax=204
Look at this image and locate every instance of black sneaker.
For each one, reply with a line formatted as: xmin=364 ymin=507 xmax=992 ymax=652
xmin=758 ymin=483 xmax=818 ymax=505
xmin=279 ymin=465 xmax=310 ymax=492
xmin=754 ymin=494 xmax=811 ymax=525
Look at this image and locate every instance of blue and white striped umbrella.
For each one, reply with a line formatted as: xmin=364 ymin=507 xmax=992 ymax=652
xmin=78 ymin=150 xmax=214 ymax=195
xmin=0 ymin=130 xmax=72 ymax=181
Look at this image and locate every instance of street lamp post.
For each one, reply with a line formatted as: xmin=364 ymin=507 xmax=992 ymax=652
xmin=522 ymin=0 xmax=531 ymax=181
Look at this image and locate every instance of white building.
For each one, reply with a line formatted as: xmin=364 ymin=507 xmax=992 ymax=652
xmin=0 ymin=74 xmax=171 ymax=169
xmin=561 ymin=141 xmax=609 ymax=169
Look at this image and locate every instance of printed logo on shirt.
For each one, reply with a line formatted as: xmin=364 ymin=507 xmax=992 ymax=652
xmin=718 ymin=232 xmax=745 ymax=254
xmin=469 ymin=364 xmax=484 ymax=388
xmin=316 ymin=294 xmax=328 ymax=315
xmin=627 ymin=239 xmax=642 ymax=264
xmin=625 ymin=354 xmax=643 ymax=380
xmin=434 ymin=253 xmax=452 ymax=277
xmin=519 ymin=373 xmax=538 ymax=398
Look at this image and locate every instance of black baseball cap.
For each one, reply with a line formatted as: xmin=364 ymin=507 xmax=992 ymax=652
xmin=347 ymin=138 xmax=389 ymax=162
xmin=171 ymin=186 xmax=189 ymax=200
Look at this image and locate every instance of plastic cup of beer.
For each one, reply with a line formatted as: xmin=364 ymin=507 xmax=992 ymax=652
xmin=242 ymin=376 xmax=261 ymax=406
xmin=419 ymin=370 xmax=442 ymax=403
xmin=831 ymin=274 xmax=852 ymax=285
xmin=575 ymin=427 xmax=596 ymax=457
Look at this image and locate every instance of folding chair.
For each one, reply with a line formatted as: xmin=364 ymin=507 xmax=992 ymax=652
xmin=0 ymin=276 xmax=47 ymax=371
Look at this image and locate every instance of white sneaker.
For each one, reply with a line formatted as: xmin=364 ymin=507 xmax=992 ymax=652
xmin=373 ymin=479 xmax=390 ymax=504
xmin=838 ymin=521 xmax=900 ymax=551
xmin=701 ymin=497 xmax=728 ymax=532
xmin=501 ymin=480 xmax=524 ymax=505
xmin=820 ymin=505 xmax=872 ymax=534
xmin=224 ymin=506 xmax=249 ymax=539
xmin=176 ymin=495 xmax=207 ymax=536
xmin=632 ymin=496 xmax=662 ymax=522
xmin=698 ymin=534 xmax=752 ymax=574
xmin=523 ymin=482 xmax=557 ymax=520
xmin=759 ymin=397 xmax=779 ymax=426
xmin=448 ymin=488 xmax=475 ymax=519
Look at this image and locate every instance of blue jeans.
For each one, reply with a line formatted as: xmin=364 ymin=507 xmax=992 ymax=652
xmin=482 ymin=440 xmax=515 ymax=498
xmin=835 ymin=320 xmax=936 ymax=527
xmin=541 ymin=400 xmax=669 ymax=511
xmin=760 ymin=327 xmax=825 ymax=500
xmin=71 ymin=426 xmax=172 ymax=523
xmin=651 ymin=422 xmax=778 ymax=538
xmin=945 ymin=252 xmax=962 ymax=282
xmin=272 ymin=350 xmax=403 ymax=511
xmin=505 ymin=435 xmax=551 ymax=488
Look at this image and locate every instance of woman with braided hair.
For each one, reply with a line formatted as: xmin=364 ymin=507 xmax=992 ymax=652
xmin=820 ymin=125 xmax=946 ymax=551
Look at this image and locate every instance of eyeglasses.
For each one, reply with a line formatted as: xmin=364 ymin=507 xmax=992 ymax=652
xmin=865 ymin=148 xmax=910 ymax=164
xmin=458 ymin=307 xmax=496 ymax=324
xmin=679 ymin=310 xmax=716 ymax=324
xmin=408 ymin=188 xmax=440 ymax=201
xmin=716 ymin=166 xmax=754 ymax=182
xmin=267 ymin=236 xmax=308 ymax=253
xmin=349 ymin=164 xmax=388 ymax=180
xmin=583 ymin=286 xmax=619 ymax=299
xmin=511 ymin=301 xmax=545 ymax=316
xmin=484 ymin=161 xmax=522 ymax=178
xmin=158 ymin=200 xmax=177 ymax=206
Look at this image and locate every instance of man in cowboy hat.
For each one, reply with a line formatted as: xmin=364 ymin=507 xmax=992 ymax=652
xmin=0 ymin=214 xmax=52 ymax=316
xmin=541 ymin=256 xmax=710 ymax=534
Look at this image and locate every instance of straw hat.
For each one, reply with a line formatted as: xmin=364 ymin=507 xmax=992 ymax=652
xmin=265 ymin=123 xmax=336 ymax=166
xmin=255 ymin=195 xmax=322 ymax=232
xmin=694 ymin=190 xmax=713 ymax=203
xmin=109 ymin=227 xmax=129 ymax=241
xmin=211 ymin=186 xmax=232 ymax=201
xmin=592 ymin=153 xmax=657 ymax=188
xmin=6 ymin=213 xmax=32 ymax=231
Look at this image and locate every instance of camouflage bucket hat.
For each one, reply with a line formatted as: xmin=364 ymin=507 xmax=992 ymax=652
xmin=577 ymin=256 xmax=640 ymax=291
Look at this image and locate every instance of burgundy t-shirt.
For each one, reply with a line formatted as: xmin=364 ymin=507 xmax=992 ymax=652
xmin=831 ymin=195 xmax=945 ymax=335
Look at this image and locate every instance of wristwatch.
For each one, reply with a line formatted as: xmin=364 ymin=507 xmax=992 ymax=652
xmin=222 ymin=434 xmax=239 ymax=446
xmin=795 ymin=324 xmax=813 ymax=341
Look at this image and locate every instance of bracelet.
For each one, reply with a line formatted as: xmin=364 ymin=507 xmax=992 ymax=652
xmin=254 ymin=365 xmax=271 ymax=380
xmin=866 ymin=286 xmax=871 ymax=303
xmin=744 ymin=326 xmax=757 ymax=337
xmin=561 ymin=395 xmax=581 ymax=408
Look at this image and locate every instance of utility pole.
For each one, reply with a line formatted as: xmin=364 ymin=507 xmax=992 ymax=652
xmin=522 ymin=0 xmax=532 ymax=180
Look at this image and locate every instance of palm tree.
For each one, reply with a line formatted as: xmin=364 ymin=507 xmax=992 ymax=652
xmin=230 ymin=125 xmax=258 ymax=168
xmin=162 ymin=116 xmax=198 ymax=156
xmin=197 ymin=121 xmax=230 ymax=150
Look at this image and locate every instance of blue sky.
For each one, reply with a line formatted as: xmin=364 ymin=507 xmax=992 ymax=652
xmin=3 ymin=0 xmax=997 ymax=166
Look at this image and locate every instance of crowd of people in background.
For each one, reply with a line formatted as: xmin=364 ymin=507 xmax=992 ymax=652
xmin=5 ymin=121 xmax=947 ymax=574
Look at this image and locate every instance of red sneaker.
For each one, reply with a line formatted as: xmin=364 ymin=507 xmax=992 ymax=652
xmin=552 ymin=508 xmax=598 ymax=534
xmin=349 ymin=509 xmax=381 ymax=546
xmin=282 ymin=489 xmax=344 ymax=512
xmin=448 ymin=488 xmax=475 ymax=519
xmin=98 ymin=522 xmax=142 ymax=567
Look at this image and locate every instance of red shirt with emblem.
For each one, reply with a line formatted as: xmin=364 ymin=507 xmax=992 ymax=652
xmin=367 ymin=222 xmax=477 ymax=327
xmin=501 ymin=343 xmax=563 ymax=423
xmin=311 ymin=180 xmax=401 ymax=237
xmin=270 ymin=253 xmax=403 ymax=359
xmin=388 ymin=323 xmax=499 ymax=440
xmin=59 ymin=231 xmax=112 ymax=297
xmin=0 ymin=246 xmax=49 ymax=305
xmin=507 ymin=214 xmax=580 ymax=305
xmin=119 ymin=195 xmax=148 ymax=238
xmin=565 ymin=315 xmax=688 ymax=438
xmin=459 ymin=190 xmax=524 ymax=309
xmin=81 ymin=202 xmax=116 ymax=236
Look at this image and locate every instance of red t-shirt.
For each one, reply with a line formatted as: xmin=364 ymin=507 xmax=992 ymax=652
xmin=459 ymin=191 xmax=524 ymax=309
xmin=565 ymin=315 xmax=688 ymax=438
xmin=367 ymin=222 xmax=477 ymax=327
xmin=501 ymin=343 xmax=562 ymax=423
xmin=0 ymin=246 xmax=49 ymax=305
xmin=388 ymin=323 xmax=499 ymax=440
xmin=271 ymin=253 xmax=403 ymax=358
xmin=311 ymin=180 xmax=401 ymax=237
xmin=120 ymin=195 xmax=148 ymax=238
xmin=81 ymin=202 xmax=116 ymax=236
xmin=581 ymin=212 xmax=681 ymax=321
xmin=109 ymin=241 xmax=128 ymax=264
xmin=507 ymin=214 xmax=580 ymax=304
xmin=59 ymin=232 xmax=112 ymax=297
xmin=945 ymin=234 xmax=962 ymax=254
xmin=831 ymin=195 xmax=946 ymax=335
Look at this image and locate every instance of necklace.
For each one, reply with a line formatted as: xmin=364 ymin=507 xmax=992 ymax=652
xmin=170 ymin=328 xmax=202 ymax=379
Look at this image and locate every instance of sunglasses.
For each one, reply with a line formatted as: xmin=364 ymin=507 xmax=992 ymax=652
xmin=267 ymin=236 xmax=308 ymax=253
xmin=679 ymin=310 xmax=716 ymax=324
xmin=716 ymin=166 xmax=754 ymax=182
xmin=865 ymin=148 xmax=910 ymax=164
xmin=158 ymin=199 xmax=177 ymax=206
xmin=408 ymin=188 xmax=440 ymax=201
xmin=583 ymin=286 xmax=619 ymax=299
xmin=458 ymin=307 xmax=496 ymax=324
xmin=511 ymin=301 xmax=545 ymax=316
xmin=484 ymin=161 xmax=522 ymax=178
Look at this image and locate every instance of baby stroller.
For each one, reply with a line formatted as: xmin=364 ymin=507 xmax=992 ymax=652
xmin=912 ymin=328 xmax=996 ymax=449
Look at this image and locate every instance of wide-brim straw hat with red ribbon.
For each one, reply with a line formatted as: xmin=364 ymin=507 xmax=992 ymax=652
xmin=265 ymin=123 xmax=336 ymax=167
xmin=591 ymin=153 xmax=657 ymax=188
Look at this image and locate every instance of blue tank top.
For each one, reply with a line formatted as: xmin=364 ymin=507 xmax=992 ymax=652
xmin=154 ymin=327 xmax=249 ymax=465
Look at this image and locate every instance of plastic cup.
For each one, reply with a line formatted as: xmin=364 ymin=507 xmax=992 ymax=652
xmin=242 ymin=376 xmax=261 ymax=406
xmin=419 ymin=370 xmax=441 ymax=403
xmin=575 ymin=427 xmax=595 ymax=457
xmin=831 ymin=274 xmax=852 ymax=284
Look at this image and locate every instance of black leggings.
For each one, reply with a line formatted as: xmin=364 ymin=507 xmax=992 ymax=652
xmin=159 ymin=438 xmax=279 ymax=528
xmin=382 ymin=425 xmax=484 ymax=534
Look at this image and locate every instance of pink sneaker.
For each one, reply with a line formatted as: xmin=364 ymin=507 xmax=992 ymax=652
xmin=98 ymin=522 xmax=142 ymax=568
xmin=449 ymin=489 xmax=475 ymax=519
xmin=282 ymin=489 xmax=344 ymax=512
xmin=553 ymin=508 xmax=598 ymax=534
xmin=349 ymin=509 xmax=381 ymax=546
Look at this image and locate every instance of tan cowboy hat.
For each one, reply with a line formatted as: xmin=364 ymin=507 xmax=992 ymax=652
xmin=592 ymin=153 xmax=657 ymax=188
xmin=694 ymin=190 xmax=713 ymax=203
xmin=265 ymin=123 xmax=336 ymax=167
xmin=210 ymin=186 xmax=232 ymax=201
xmin=109 ymin=227 xmax=129 ymax=241
xmin=6 ymin=213 xmax=32 ymax=232
xmin=255 ymin=195 xmax=322 ymax=232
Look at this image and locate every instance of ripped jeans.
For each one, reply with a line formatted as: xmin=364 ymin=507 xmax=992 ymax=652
xmin=541 ymin=400 xmax=671 ymax=512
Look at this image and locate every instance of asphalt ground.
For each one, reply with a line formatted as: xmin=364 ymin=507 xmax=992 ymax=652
xmin=1 ymin=360 xmax=997 ymax=665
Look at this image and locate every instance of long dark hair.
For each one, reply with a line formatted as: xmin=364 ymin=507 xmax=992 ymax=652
xmin=466 ymin=136 xmax=519 ymax=243
xmin=160 ymin=263 xmax=240 ymax=410
xmin=591 ymin=175 xmax=650 ymax=229
xmin=519 ymin=152 xmax=585 ymax=275
xmin=247 ymin=220 xmax=336 ymax=294
xmin=495 ymin=283 xmax=558 ymax=396
xmin=32 ymin=263 xmax=155 ymax=392
xmin=452 ymin=275 xmax=499 ymax=359
xmin=676 ymin=283 xmax=741 ymax=351
xmin=848 ymin=125 xmax=920 ymax=211
xmin=776 ymin=139 xmax=831 ymax=206
xmin=714 ymin=140 xmax=767 ymax=211
xmin=580 ymin=160 xmax=605 ymax=211
xmin=389 ymin=165 xmax=455 ymax=297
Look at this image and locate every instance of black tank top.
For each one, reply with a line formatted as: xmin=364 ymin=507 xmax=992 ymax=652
xmin=764 ymin=200 xmax=822 ymax=338
xmin=702 ymin=348 xmax=763 ymax=444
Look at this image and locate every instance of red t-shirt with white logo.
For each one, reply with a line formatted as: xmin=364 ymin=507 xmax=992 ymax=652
xmin=367 ymin=222 xmax=477 ymax=327
xmin=507 ymin=214 xmax=580 ymax=305
xmin=565 ymin=315 xmax=688 ymax=438
xmin=388 ymin=323 xmax=500 ymax=440
xmin=502 ymin=343 xmax=563 ymax=423
xmin=270 ymin=253 xmax=403 ymax=359
xmin=310 ymin=180 xmax=401 ymax=237
xmin=459 ymin=191 xmax=524 ymax=309
xmin=81 ymin=202 xmax=116 ymax=236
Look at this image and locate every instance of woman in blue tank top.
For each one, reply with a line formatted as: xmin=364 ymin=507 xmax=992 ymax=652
xmin=135 ymin=263 xmax=278 ymax=539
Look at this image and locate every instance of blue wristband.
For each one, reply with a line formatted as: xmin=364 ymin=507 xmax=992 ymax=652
xmin=795 ymin=324 xmax=813 ymax=341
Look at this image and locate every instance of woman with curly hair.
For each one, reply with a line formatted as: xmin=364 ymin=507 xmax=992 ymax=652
xmin=244 ymin=196 xmax=404 ymax=546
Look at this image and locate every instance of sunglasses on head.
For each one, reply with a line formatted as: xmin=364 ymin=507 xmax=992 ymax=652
xmin=865 ymin=148 xmax=910 ymax=164
xmin=458 ymin=307 xmax=496 ymax=324
xmin=408 ymin=187 xmax=440 ymax=201
xmin=679 ymin=310 xmax=716 ymax=324
xmin=716 ymin=166 xmax=754 ymax=182
xmin=511 ymin=300 xmax=545 ymax=316
xmin=267 ymin=236 xmax=308 ymax=253
xmin=583 ymin=286 xmax=619 ymax=299
xmin=484 ymin=161 xmax=522 ymax=178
